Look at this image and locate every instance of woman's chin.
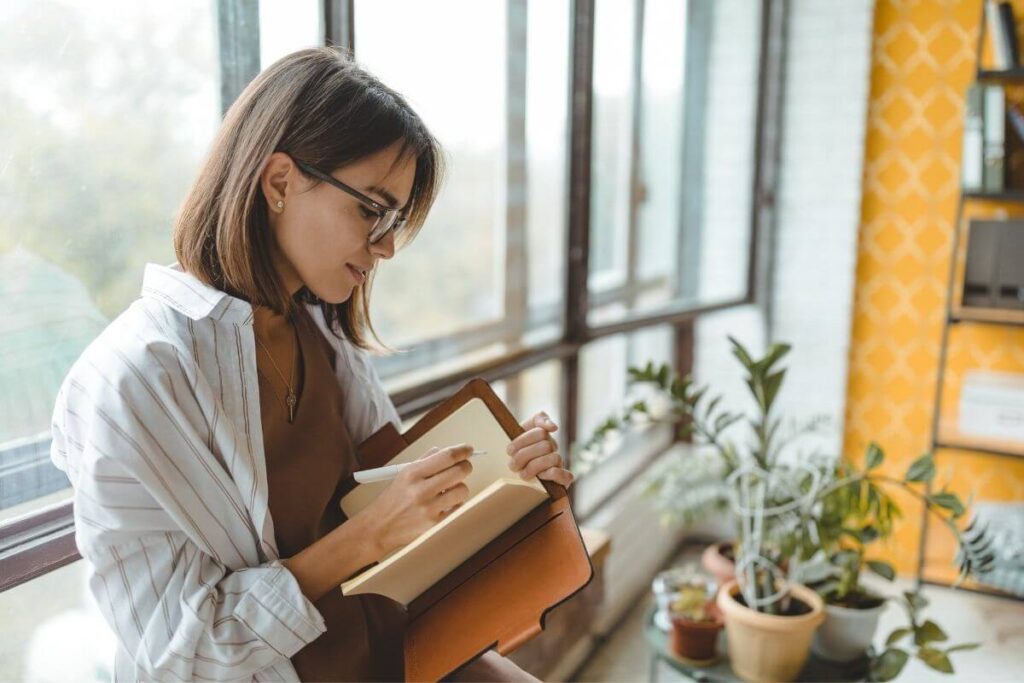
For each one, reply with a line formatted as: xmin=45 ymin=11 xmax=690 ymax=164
xmin=306 ymin=281 xmax=354 ymax=305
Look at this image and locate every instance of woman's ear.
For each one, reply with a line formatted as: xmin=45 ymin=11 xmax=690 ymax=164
xmin=260 ymin=152 xmax=295 ymax=212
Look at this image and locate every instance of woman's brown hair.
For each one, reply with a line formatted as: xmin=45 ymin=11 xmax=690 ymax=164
xmin=173 ymin=47 xmax=445 ymax=354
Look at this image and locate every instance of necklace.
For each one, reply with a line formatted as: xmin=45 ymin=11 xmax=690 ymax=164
xmin=255 ymin=314 xmax=299 ymax=423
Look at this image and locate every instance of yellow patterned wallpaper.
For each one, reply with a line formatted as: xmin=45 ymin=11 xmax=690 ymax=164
xmin=844 ymin=0 xmax=1024 ymax=577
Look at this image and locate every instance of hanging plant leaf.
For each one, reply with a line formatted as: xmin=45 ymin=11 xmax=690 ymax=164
xmin=870 ymin=648 xmax=909 ymax=682
xmin=914 ymin=619 xmax=948 ymax=646
xmin=905 ymin=453 xmax=935 ymax=483
xmin=865 ymin=442 xmax=885 ymax=470
xmin=917 ymin=647 xmax=953 ymax=674
xmin=867 ymin=559 xmax=896 ymax=581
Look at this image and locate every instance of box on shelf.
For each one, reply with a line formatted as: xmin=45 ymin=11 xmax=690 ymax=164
xmin=958 ymin=370 xmax=1024 ymax=443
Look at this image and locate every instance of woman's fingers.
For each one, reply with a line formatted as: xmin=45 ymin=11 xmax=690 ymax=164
xmin=433 ymin=482 xmax=470 ymax=516
xmin=538 ymin=466 xmax=574 ymax=488
xmin=517 ymin=451 xmax=563 ymax=480
xmin=507 ymin=433 xmax=558 ymax=472
xmin=422 ymin=458 xmax=473 ymax=496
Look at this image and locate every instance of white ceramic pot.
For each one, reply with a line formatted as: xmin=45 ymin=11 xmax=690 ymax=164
xmin=811 ymin=601 xmax=885 ymax=663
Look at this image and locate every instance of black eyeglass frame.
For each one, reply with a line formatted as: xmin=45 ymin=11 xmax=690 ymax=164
xmin=291 ymin=158 xmax=408 ymax=244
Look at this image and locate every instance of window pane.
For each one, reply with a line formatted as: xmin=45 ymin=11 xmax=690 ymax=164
xmin=588 ymin=0 xmax=636 ymax=294
xmin=636 ymin=0 xmax=685 ymax=283
xmin=0 ymin=0 xmax=220 ymax=518
xmin=526 ymin=0 xmax=571 ymax=333
xmin=259 ymin=0 xmax=322 ymax=69
xmin=587 ymin=0 xmax=761 ymax=327
xmin=574 ymin=324 xmax=676 ymax=519
xmin=694 ymin=0 xmax=760 ymax=303
xmin=0 ymin=559 xmax=114 ymax=681
xmin=356 ymin=0 xmax=570 ymax=388
xmin=355 ymin=0 xmax=506 ymax=350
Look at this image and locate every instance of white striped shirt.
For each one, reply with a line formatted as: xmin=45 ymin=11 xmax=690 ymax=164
xmin=49 ymin=262 xmax=402 ymax=682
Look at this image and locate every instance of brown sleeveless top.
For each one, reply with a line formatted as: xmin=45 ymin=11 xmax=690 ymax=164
xmin=254 ymin=302 xmax=408 ymax=682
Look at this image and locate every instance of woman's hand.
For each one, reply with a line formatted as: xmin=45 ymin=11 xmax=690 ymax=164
xmin=506 ymin=411 xmax=574 ymax=489
xmin=357 ymin=444 xmax=475 ymax=558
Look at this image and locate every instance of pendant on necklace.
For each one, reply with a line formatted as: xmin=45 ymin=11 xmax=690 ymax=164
xmin=286 ymin=392 xmax=297 ymax=423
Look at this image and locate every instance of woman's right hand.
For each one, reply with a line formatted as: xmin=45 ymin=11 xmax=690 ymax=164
xmin=358 ymin=443 xmax=475 ymax=557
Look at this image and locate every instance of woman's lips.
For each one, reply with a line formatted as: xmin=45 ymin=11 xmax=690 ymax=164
xmin=347 ymin=264 xmax=366 ymax=284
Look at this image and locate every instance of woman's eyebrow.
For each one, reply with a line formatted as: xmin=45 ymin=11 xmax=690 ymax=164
xmin=364 ymin=185 xmax=406 ymax=210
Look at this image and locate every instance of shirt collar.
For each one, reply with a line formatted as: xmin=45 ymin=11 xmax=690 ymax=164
xmin=141 ymin=262 xmax=255 ymax=325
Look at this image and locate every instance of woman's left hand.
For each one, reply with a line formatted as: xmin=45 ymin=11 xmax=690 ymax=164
xmin=506 ymin=411 xmax=574 ymax=489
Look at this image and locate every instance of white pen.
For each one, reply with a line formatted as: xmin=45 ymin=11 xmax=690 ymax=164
xmin=353 ymin=450 xmax=488 ymax=484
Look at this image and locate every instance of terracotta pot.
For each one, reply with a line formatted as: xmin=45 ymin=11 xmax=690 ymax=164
xmin=716 ymin=579 xmax=825 ymax=683
xmin=669 ymin=604 xmax=725 ymax=664
xmin=812 ymin=601 xmax=885 ymax=663
xmin=701 ymin=541 xmax=736 ymax=589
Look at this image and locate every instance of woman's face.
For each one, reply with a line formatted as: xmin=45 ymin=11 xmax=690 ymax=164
xmin=261 ymin=139 xmax=415 ymax=303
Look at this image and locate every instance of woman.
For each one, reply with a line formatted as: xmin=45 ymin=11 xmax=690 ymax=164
xmin=49 ymin=47 xmax=573 ymax=682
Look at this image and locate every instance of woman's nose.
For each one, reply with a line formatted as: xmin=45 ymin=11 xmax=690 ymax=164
xmin=370 ymin=229 xmax=397 ymax=259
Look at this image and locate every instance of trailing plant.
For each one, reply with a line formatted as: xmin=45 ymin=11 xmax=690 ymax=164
xmin=867 ymin=590 xmax=980 ymax=681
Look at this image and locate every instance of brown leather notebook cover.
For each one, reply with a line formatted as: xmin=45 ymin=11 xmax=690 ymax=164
xmin=337 ymin=377 xmax=594 ymax=682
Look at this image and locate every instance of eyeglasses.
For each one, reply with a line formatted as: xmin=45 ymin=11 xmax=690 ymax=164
xmin=292 ymin=158 xmax=408 ymax=245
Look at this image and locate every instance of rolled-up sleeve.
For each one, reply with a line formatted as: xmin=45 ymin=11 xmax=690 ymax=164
xmin=83 ymin=531 xmax=325 ymax=681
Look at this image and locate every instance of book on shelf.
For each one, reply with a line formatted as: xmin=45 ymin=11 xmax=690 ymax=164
xmin=983 ymin=83 xmax=1006 ymax=193
xmin=999 ymin=1 xmax=1021 ymax=68
xmin=959 ymin=370 xmax=1024 ymax=443
xmin=987 ymin=0 xmax=1010 ymax=69
xmin=963 ymin=83 xmax=985 ymax=192
xmin=986 ymin=0 xmax=1019 ymax=69
xmin=961 ymin=219 xmax=1024 ymax=316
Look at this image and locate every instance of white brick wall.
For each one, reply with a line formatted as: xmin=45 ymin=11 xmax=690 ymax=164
xmin=696 ymin=0 xmax=875 ymax=458
xmin=770 ymin=0 xmax=874 ymax=456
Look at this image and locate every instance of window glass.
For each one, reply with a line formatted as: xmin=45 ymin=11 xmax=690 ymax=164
xmin=260 ymin=0 xmax=322 ymax=69
xmin=0 ymin=559 xmax=114 ymax=682
xmin=356 ymin=0 xmax=570 ymax=382
xmin=0 ymin=0 xmax=220 ymax=519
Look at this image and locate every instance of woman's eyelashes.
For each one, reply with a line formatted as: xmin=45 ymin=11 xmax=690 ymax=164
xmin=357 ymin=205 xmax=377 ymax=222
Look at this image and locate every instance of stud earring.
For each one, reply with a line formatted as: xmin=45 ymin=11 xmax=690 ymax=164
xmin=276 ymin=200 xmax=284 ymax=210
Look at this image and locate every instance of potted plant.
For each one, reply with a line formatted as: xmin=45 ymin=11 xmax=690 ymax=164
xmin=666 ymin=577 xmax=725 ymax=664
xmin=804 ymin=445 xmax=993 ymax=674
xmin=571 ymin=337 xmax=995 ymax=682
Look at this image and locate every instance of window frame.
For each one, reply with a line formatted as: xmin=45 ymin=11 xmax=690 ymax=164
xmin=0 ymin=0 xmax=786 ymax=593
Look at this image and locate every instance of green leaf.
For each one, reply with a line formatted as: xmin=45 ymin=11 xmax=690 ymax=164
xmin=885 ymin=628 xmax=911 ymax=646
xmin=904 ymin=590 xmax=929 ymax=612
xmin=868 ymin=560 xmax=896 ymax=581
xmin=866 ymin=442 xmax=885 ymax=470
xmin=762 ymin=369 xmax=786 ymax=413
xmin=929 ymin=492 xmax=965 ymax=518
xmin=918 ymin=647 xmax=954 ymax=673
xmin=657 ymin=364 xmax=670 ymax=389
xmin=914 ymin=619 xmax=949 ymax=646
xmin=728 ymin=336 xmax=755 ymax=369
xmin=871 ymin=648 xmax=909 ymax=682
xmin=905 ymin=453 xmax=936 ymax=483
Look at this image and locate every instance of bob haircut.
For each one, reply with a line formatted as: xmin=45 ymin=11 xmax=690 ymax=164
xmin=173 ymin=47 xmax=445 ymax=354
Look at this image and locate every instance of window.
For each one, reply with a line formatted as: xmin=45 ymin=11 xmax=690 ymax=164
xmin=354 ymin=0 xmax=572 ymax=390
xmin=0 ymin=0 xmax=221 ymax=523
xmin=260 ymin=0 xmax=323 ymax=69
xmin=588 ymin=0 xmax=760 ymax=328
xmin=1 ymin=0 xmax=775 ymax=630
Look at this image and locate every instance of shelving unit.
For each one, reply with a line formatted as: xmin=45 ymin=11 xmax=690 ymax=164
xmin=915 ymin=5 xmax=1024 ymax=600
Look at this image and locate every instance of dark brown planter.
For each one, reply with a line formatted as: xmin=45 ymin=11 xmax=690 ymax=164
xmin=668 ymin=603 xmax=725 ymax=664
